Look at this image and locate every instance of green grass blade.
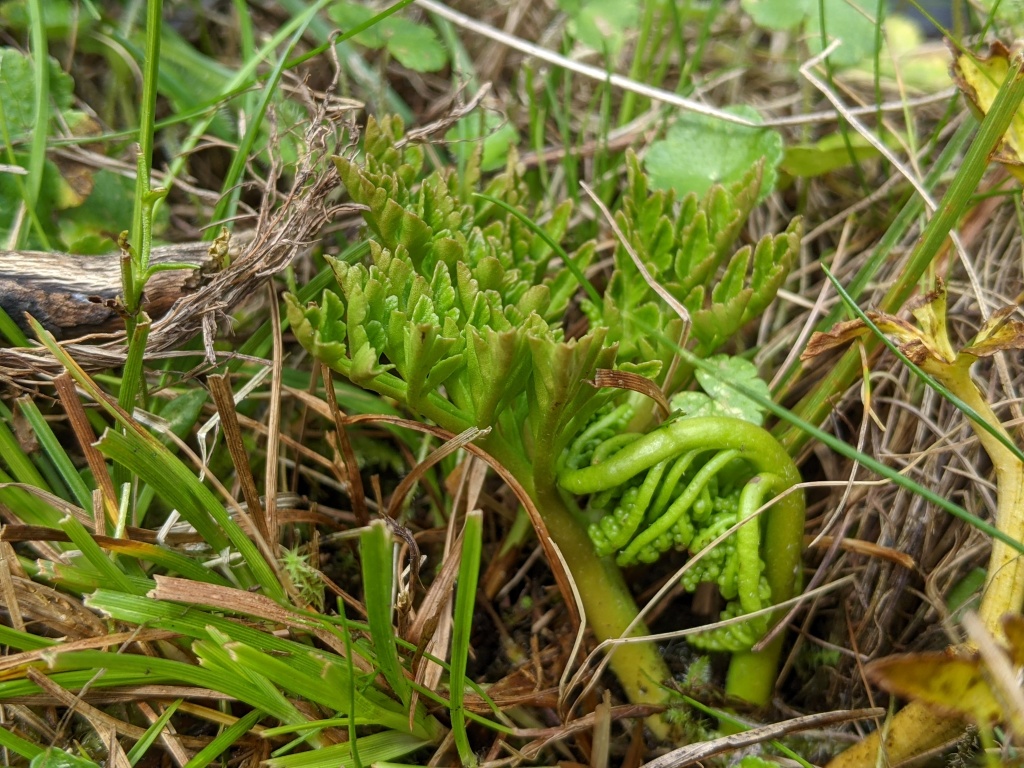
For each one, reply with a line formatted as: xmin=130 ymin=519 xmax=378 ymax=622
xmin=0 ymin=649 xmax=293 ymax=717
xmin=35 ymin=560 xmax=153 ymax=594
xmin=17 ymin=396 xmax=93 ymax=509
xmin=449 ymin=509 xmax=482 ymax=767
xmin=0 ymin=304 xmax=30 ymax=347
xmin=0 ymin=721 xmax=44 ymax=760
xmin=92 ymin=428 xmax=226 ymax=551
xmin=209 ymin=21 xmax=308 ymax=230
xmin=823 ymin=265 xmax=1024 ymax=467
xmin=0 ymin=471 xmax=65 ymax=528
xmin=0 ymin=417 xmax=50 ymax=491
xmin=182 ymin=708 xmax=263 ymax=768
xmin=274 ymin=0 xmax=416 ymax=121
xmin=157 ymin=0 xmax=333 ymax=209
xmin=361 ymin=520 xmax=411 ymax=708
xmin=263 ymin=731 xmax=429 ymax=768
xmin=100 ymin=539 xmax=232 ymax=587
xmin=86 ymin=590 xmax=353 ymax=660
xmin=0 ymin=624 xmax=55 ymax=651
xmin=222 ymin=641 xmax=415 ymax=736
xmin=19 ymin=0 xmax=50 ymax=250
xmin=96 ymin=428 xmax=281 ymax=597
xmin=776 ymin=116 xmax=974 ymax=395
xmin=85 ymin=590 xmax=436 ymax=736
xmin=126 ymin=698 xmax=182 ymax=766
xmin=114 ymin=313 xmax=151 ymax=489
xmin=192 ymin=631 xmax=309 ymax=726
xmin=58 ymin=513 xmax=141 ymax=595
xmin=781 ymin=51 xmax=1024 ymax=453
xmin=662 ymin=336 xmax=1024 ymax=555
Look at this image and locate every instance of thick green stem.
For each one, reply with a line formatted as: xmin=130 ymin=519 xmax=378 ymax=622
xmin=560 ymin=417 xmax=805 ymax=706
xmin=530 ymin=479 xmax=675 ymax=740
xmin=477 ymin=433 xmax=675 ymax=739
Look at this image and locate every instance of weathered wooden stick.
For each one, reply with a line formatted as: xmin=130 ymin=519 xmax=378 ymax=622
xmin=0 ymin=238 xmax=249 ymax=340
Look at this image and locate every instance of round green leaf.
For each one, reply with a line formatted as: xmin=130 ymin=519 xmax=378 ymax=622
xmin=643 ymin=105 xmax=783 ymax=201
xmin=804 ymin=0 xmax=881 ymax=69
xmin=384 ymin=18 xmax=448 ymax=73
xmin=693 ymin=354 xmax=771 ymax=426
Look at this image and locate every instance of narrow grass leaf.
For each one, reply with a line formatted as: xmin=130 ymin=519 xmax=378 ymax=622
xmin=823 ymin=265 xmax=1024 ymax=467
xmin=0 ymin=304 xmax=30 ymax=347
xmin=157 ymin=0 xmax=334 ymax=207
xmin=193 ymin=632 xmax=308 ymax=727
xmin=30 ymin=748 xmax=101 ymax=767
xmin=0 ymin=624 xmax=55 ymax=652
xmin=0 ymin=719 xmax=44 ymax=759
xmin=210 ymin=22 xmax=307 ymax=227
xmin=221 ymin=641 xmax=416 ymax=736
xmin=96 ymin=428 xmax=282 ymax=598
xmin=86 ymin=590 xmax=363 ymax=667
xmin=19 ymin=0 xmax=50 ymax=250
xmin=182 ymin=707 xmax=263 ymax=768
xmin=774 ymin=95 xmax=958 ymax=337
xmin=658 ymin=331 xmax=1024 ymax=555
xmin=114 ymin=313 xmax=151 ymax=488
xmin=782 ymin=51 xmax=1024 ymax=452
xmin=58 ymin=513 xmax=141 ymax=595
xmin=0 ymin=418 xmax=49 ymax=491
xmin=449 ymin=509 xmax=482 ymax=767
xmin=35 ymin=561 xmax=153 ymax=595
xmin=263 ymin=731 xmax=429 ymax=768
xmin=126 ymin=698 xmax=181 ymax=766
xmin=0 ymin=471 xmax=65 ymax=528
xmin=361 ymin=521 xmax=410 ymax=707
xmin=26 ymin=321 xmax=272 ymax=582
xmin=98 ymin=539 xmax=232 ymax=587
xmin=17 ymin=396 xmax=92 ymax=509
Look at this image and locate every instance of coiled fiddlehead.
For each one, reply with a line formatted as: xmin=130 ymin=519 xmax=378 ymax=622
xmin=559 ymin=415 xmax=804 ymax=661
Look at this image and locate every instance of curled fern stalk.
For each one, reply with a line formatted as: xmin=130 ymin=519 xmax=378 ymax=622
xmin=559 ymin=415 xmax=805 ymax=706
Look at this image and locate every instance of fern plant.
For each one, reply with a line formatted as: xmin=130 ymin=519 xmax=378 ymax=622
xmin=287 ymin=116 xmax=805 ymax=730
xmin=589 ymin=153 xmax=800 ymax=386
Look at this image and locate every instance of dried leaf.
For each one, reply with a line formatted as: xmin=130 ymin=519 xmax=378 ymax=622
xmin=802 ymin=311 xmax=940 ymax=363
xmin=592 ymin=368 xmax=670 ymax=419
xmin=963 ymin=307 xmax=1024 ymax=358
xmin=950 ymin=40 xmax=1024 ymax=183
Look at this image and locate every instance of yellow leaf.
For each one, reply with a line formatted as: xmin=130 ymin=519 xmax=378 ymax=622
xmin=866 ymin=650 xmax=1004 ymax=725
xmin=950 ymin=41 xmax=1024 ymax=183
